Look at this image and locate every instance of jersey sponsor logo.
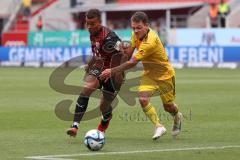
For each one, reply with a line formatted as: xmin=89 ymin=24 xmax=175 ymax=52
xmin=139 ymin=50 xmax=144 ymax=55
xmin=102 ymin=41 xmax=116 ymax=53
xmin=89 ymin=69 xmax=100 ymax=77
xmin=114 ymin=41 xmax=121 ymax=51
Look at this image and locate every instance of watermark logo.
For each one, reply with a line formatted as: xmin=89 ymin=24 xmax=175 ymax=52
xmin=49 ymin=41 xmax=187 ymax=122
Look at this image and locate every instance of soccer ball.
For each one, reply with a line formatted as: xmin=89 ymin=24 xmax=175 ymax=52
xmin=84 ymin=129 xmax=105 ymax=151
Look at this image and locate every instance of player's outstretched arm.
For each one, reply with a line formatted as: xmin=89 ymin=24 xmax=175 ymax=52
xmin=100 ymin=58 xmax=138 ymax=81
xmin=121 ymin=41 xmax=135 ymax=60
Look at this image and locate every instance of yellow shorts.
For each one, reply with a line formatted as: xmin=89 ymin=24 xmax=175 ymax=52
xmin=138 ymin=76 xmax=176 ymax=104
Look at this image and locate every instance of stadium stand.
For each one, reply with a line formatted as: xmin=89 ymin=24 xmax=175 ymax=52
xmin=188 ymin=0 xmax=238 ymax=28
xmin=2 ymin=0 xmax=238 ymax=34
xmin=227 ymin=0 xmax=240 ymax=27
xmin=2 ymin=0 xmax=58 ymax=33
xmin=0 ymin=0 xmax=240 ymax=68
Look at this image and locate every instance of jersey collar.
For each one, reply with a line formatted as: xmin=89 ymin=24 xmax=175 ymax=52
xmin=139 ymin=28 xmax=150 ymax=41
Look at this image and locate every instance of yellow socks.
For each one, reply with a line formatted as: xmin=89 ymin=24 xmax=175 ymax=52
xmin=142 ymin=103 xmax=161 ymax=127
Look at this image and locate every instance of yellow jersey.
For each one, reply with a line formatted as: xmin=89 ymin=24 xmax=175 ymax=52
xmin=22 ymin=0 xmax=31 ymax=7
xmin=132 ymin=28 xmax=175 ymax=81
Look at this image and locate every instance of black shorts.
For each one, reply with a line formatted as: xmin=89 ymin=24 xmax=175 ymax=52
xmin=87 ymin=54 xmax=126 ymax=94
xmin=99 ymin=74 xmax=124 ymax=94
xmin=88 ymin=57 xmax=104 ymax=77
xmin=88 ymin=66 xmax=124 ymax=95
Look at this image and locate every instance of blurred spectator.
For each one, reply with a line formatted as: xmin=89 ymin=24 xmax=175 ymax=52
xmin=0 ymin=18 xmax=3 ymax=44
xmin=209 ymin=3 xmax=219 ymax=28
xmin=70 ymin=0 xmax=84 ymax=8
xmin=151 ymin=21 xmax=159 ymax=33
xmin=69 ymin=14 xmax=77 ymax=31
xmin=218 ymin=0 xmax=230 ymax=28
xmin=70 ymin=0 xmax=77 ymax=8
xmin=159 ymin=27 xmax=168 ymax=46
xmin=36 ymin=16 xmax=43 ymax=31
xmin=107 ymin=20 xmax=114 ymax=30
xmin=72 ymin=13 xmax=82 ymax=29
xmin=151 ymin=20 xmax=168 ymax=46
xmin=22 ymin=0 xmax=32 ymax=21
xmin=105 ymin=0 xmax=116 ymax=3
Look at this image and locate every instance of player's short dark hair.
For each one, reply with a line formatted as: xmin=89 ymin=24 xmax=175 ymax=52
xmin=131 ymin=11 xmax=149 ymax=24
xmin=86 ymin=9 xmax=101 ymax=21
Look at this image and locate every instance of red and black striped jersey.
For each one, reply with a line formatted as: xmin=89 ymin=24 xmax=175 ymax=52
xmin=90 ymin=26 xmax=121 ymax=69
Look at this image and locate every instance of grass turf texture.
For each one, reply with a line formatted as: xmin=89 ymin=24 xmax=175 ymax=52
xmin=0 ymin=67 xmax=240 ymax=160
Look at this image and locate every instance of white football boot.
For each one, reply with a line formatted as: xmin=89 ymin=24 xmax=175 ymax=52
xmin=152 ymin=126 xmax=167 ymax=140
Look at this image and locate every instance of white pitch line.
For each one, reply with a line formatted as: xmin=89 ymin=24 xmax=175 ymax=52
xmin=25 ymin=145 xmax=240 ymax=160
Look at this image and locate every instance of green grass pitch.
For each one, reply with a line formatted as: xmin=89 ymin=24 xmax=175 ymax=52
xmin=0 ymin=67 xmax=240 ymax=160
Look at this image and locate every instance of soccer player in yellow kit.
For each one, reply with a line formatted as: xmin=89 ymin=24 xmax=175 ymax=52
xmin=100 ymin=11 xmax=182 ymax=140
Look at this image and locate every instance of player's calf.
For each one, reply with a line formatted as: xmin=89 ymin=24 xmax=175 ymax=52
xmin=66 ymin=95 xmax=89 ymax=137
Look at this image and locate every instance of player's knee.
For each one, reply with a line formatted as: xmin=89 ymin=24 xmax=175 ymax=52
xmin=81 ymin=77 xmax=99 ymax=96
xmin=102 ymin=91 xmax=116 ymax=102
xmin=80 ymin=85 xmax=96 ymax=97
xmin=139 ymin=97 xmax=149 ymax=107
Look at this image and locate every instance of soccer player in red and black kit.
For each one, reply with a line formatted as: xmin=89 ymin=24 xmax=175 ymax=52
xmin=66 ymin=9 xmax=126 ymax=137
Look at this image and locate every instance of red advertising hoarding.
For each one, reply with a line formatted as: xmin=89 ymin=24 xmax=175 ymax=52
xmin=2 ymin=32 xmax=28 ymax=46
